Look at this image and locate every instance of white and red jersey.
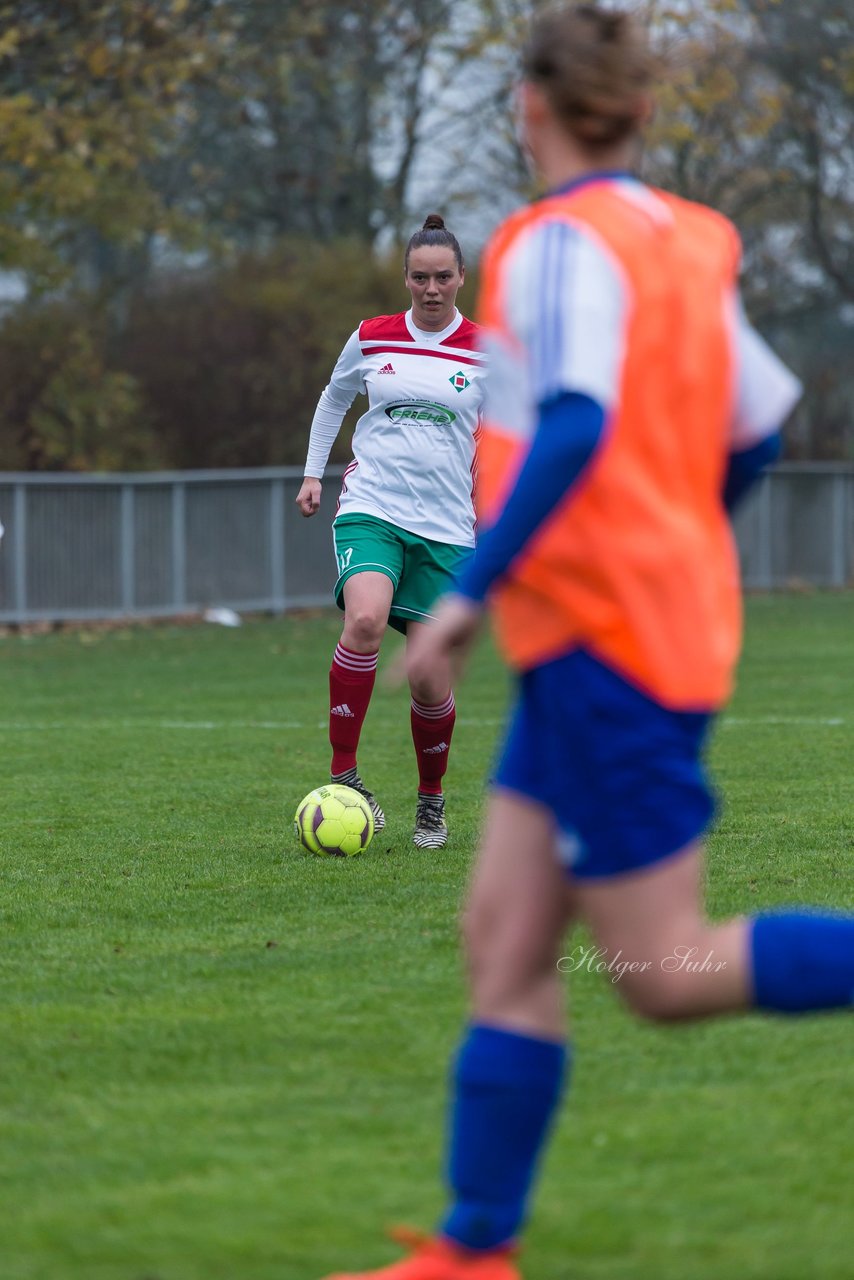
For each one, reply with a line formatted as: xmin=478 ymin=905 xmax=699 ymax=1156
xmin=304 ymin=308 xmax=487 ymax=547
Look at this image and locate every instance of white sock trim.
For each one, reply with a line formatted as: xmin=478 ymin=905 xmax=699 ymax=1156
xmin=334 ymin=644 xmax=379 ymax=674
xmin=411 ymin=692 xmax=455 ymax=719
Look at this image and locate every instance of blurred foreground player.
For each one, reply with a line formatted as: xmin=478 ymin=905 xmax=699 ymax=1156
xmin=320 ymin=4 xmax=854 ymax=1278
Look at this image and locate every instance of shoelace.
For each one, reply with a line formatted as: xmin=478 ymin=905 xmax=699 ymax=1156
xmin=415 ymin=800 xmax=445 ymax=829
xmin=336 ymin=770 xmax=378 ymax=807
xmin=354 ymin=779 xmax=378 ymax=806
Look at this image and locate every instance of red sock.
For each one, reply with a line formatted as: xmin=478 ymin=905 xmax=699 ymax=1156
xmin=410 ymin=692 xmax=456 ymax=795
xmin=329 ymin=643 xmax=378 ymax=775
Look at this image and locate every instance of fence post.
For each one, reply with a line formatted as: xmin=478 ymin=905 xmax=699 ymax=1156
xmin=172 ymin=481 xmax=186 ymax=610
xmin=831 ymin=471 xmax=846 ymax=587
xmin=12 ymin=482 xmax=27 ymax=615
xmin=270 ymin=477 xmax=286 ymax=613
xmin=120 ymin=483 xmax=135 ymax=613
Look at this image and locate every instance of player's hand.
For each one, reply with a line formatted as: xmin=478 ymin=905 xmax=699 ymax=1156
xmin=296 ymin=477 xmax=321 ymax=517
xmin=393 ymin=593 xmax=485 ymax=689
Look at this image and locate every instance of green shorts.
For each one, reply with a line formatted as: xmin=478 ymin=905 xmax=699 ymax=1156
xmin=332 ymin=513 xmax=472 ymax=635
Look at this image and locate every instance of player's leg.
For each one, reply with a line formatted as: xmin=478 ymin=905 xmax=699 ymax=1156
xmin=329 ymin=517 xmax=404 ymax=829
xmin=435 ymin=662 xmax=581 ymax=1259
xmin=556 ymin=648 xmax=854 ymax=1021
xmin=575 ymin=843 xmax=751 ymax=1019
xmin=405 ymin=619 xmax=455 ymax=848
xmin=320 ymin=670 xmax=578 ymax=1280
xmin=329 ymin=571 xmax=392 ymax=827
xmin=576 ymin=843 xmax=854 ymax=1021
xmin=397 ymin=535 xmax=471 ymax=849
xmin=320 ymin=790 xmax=574 ymax=1280
xmin=441 ymin=790 xmax=576 ymax=1252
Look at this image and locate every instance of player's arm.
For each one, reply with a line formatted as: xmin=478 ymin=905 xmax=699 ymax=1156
xmin=457 ymin=221 xmax=622 ymax=603
xmin=722 ymin=433 xmax=781 ymax=511
xmin=722 ymin=294 xmax=802 ymax=513
xmin=297 ymin=331 xmax=364 ymax=517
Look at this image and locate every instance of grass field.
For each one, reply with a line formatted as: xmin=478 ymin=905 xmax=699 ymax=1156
xmin=1 ymin=594 xmax=852 ymax=1280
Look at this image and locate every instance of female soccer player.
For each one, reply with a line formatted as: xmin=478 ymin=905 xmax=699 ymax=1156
xmin=296 ymin=215 xmax=486 ymax=850
xmin=322 ymin=5 xmax=854 ymax=1278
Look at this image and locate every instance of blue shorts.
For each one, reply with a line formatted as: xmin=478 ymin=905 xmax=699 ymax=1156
xmin=493 ymin=649 xmax=716 ymax=880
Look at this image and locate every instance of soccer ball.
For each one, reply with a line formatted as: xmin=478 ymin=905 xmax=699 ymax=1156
xmin=294 ymin=784 xmax=375 ymax=857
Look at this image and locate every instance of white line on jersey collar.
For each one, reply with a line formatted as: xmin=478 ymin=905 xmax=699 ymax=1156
xmin=405 ymin=307 xmax=463 ymax=344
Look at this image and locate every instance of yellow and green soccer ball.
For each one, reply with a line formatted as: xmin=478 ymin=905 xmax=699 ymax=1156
xmin=294 ymin=784 xmax=375 ymax=857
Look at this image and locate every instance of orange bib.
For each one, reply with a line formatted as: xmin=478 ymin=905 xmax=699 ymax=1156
xmin=477 ymin=182 xmax=742 ymax=709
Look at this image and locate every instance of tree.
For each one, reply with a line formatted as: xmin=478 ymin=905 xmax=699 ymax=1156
xmin=746 ymin=0 xmax=854 ymax=307
xmin=0 ymin=301 xmax=152 ymax=470
xmin=167 ymin=0 xmax=506 ymax=247
xmin=0 ymin=1 xmax=234 ymax=293
xmin=0 ymin=0 xmax=851 ymax=464
xmin=638 ymin=0 xmax=854 ymax=457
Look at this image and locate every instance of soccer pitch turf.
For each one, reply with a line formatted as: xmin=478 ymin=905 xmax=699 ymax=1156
xmin=1 ymin=594 xmax=852 ymax=1280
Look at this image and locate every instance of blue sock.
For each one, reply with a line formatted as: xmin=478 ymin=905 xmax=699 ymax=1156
xmin=750 ymin=911 xmax=854 ymax=1012
xmin=440 ymin=1023 xmax=569 ymax=1251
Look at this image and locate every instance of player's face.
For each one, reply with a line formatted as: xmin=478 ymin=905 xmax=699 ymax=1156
xmin=405 ymin=247 xmax=464 ymax=331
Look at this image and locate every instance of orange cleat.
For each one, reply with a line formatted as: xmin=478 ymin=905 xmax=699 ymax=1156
xmin=322 ymin=1227 xmax=521 ymax=1280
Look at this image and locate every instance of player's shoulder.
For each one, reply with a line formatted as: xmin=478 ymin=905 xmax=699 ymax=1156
xmin=649 ymin=187 xmax=741 ymax=262
xmin=486 ymin=198 xmax=604 ymax=277
xmin=496 ymin=203 xmax=614 ymax=296
xmin=654 ymin=185 xmax=736 ymax=227
xmin=443 ymin=314 xmax=487 ymax=354
xmin=358 ymin=313 xmax=410 ymax=342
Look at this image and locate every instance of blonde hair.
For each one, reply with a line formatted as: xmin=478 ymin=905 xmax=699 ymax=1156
xmin=522 ymin=4 xmax=655 ymax=148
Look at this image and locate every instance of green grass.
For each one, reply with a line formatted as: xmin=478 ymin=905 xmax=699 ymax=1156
xmin=0 ymin=594 xmax=852 ymax=1280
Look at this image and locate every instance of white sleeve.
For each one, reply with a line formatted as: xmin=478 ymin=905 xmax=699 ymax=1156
xmin=304 ymin=330 xmax=365 ymax=477
xmin=504 ymin=220 xmax=627 ymax=410
xmin=728 ymin=294 xmax=802 ymax=449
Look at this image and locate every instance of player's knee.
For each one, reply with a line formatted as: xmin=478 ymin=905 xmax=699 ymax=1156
xmin=404 ymin=645 xmax=446 ymax=700
xmin=343 ymin=610 xmax=385 ymax=650
xmin=407 ymin=668 xmax=449 ymax=706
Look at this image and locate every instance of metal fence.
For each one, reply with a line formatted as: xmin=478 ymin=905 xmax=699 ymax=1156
xmin=0 ymin=463 xmax=852 ymax=624
xmin=732 ymin=463 xmax=854 ymax=591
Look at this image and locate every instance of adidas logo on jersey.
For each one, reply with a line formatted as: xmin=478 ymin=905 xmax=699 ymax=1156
xmin=331 ymin=703 xmax=356 ymax=718
xmin=377 ymin=362 xmax=396 ymax=375
xmin=423 ymin=741 xmax=449 ymax=754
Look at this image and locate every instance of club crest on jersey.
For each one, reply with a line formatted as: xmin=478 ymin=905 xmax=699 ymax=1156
xmin=449 ymin=371 xmax=470 ymax=393
xmin=385 ymin=400 xmax=457 ymax=427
